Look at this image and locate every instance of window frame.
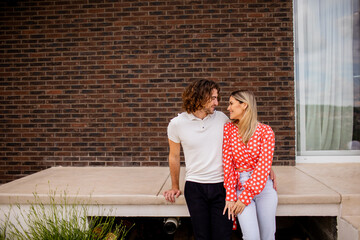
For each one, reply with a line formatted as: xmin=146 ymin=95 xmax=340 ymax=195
xmin=294 ymin=0 xmax=360 ymax=163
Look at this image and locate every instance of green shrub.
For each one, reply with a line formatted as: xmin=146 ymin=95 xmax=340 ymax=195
xmin=0 ymin=192 xmax=133 ymax=240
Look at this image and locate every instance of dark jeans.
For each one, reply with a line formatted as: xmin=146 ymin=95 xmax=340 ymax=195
xmin=184 ymin=181 xmax=233 ymax=240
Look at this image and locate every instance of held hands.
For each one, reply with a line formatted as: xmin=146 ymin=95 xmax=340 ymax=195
xmin=163 ymin=189 xmax=181 ymax=203
xmin=223 ymin=200 xmax=246 ymax=220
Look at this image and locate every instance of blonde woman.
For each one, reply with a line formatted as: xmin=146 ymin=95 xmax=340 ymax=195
xmin=222 ymin=90 xmax=278 ymax=240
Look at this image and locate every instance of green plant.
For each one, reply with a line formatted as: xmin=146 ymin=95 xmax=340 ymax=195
xmin=1 ymin=192 xmax=133 ymax=240
xmin=0 ymin=208 xmax=10 ymax=240
xmin=89 ymin=216 xmax=133 ymax=240
xmin=0 ymin=225 xmax=6 ymax=240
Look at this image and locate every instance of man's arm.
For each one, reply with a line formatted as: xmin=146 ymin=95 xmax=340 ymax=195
xmin=163 ymin=139 xmax=181 ymax=202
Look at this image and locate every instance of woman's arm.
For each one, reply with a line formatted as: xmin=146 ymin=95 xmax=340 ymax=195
xmin=222 ymin=123 xmax=238 ymax=202
xmin=238 ymin=125 xmax=275 ymax=206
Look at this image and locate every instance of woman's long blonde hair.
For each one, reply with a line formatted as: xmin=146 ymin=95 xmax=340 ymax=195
xmin=230 ymin=90 xmax=258 ymax=144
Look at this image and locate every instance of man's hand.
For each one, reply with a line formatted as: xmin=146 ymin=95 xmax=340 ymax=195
xmin=223 ymin=201 xmax=235 ymax=220
xmin=163 ymin=189 xmax=181 ymax=203
xmin=270 ymin=168 xmax=277 ymax=191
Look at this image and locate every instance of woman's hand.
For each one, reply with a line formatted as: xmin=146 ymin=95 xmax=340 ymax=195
xmin=270 ymin=168 xmax=277 ymax=191
xmin=233 ymin=199 xmax=246 ymax=215
xmin=223 ymin=201 xmax=235 ymax=220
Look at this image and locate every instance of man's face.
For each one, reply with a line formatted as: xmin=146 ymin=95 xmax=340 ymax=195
xmin=202 ymin=88 xmax=219 ymax=115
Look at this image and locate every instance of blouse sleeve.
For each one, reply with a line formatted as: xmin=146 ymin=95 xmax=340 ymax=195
xmin=222 ymin=123 xmax=238 ymax=202
xmin=238 ymin=125 xmax=275 ymax=205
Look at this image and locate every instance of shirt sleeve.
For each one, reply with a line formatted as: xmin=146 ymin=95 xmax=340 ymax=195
xmin=239 ymin=125 xmax=275 ymax=206
xmin=167 ymin=118 xmax=180 ymax=143
xmin=222 ymin=123 xmax=238 ymax=202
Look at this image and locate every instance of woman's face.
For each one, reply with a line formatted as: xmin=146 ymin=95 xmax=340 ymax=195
xmin=227 ymin=96 xmax=247 ymax=120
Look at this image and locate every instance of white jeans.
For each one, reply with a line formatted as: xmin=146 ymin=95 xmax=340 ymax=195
xmin=236 ymin=171 xmax=278 ymax=240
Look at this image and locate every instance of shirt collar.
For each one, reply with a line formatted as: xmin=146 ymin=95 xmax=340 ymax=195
xmin=186 ymin=110 xmax=216 ymax=121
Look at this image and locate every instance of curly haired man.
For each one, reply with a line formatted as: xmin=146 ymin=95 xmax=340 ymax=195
xmin=163 ymin=79 xmax=233 ymax=239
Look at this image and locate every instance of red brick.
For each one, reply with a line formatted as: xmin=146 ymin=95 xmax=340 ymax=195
xmin=0 ymin=0 xmax=295 ymax=184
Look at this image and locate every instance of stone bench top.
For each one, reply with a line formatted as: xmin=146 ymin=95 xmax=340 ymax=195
xmin=1 ymin=163 xmax=359 ymax=238
xmin=1 ymin=163 xmax=358 ymax=208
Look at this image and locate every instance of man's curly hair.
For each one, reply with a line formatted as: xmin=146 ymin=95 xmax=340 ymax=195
xmin=182 ymin=79 xmax=220 ymax=113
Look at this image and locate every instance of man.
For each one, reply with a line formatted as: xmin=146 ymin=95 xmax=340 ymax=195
xmin=163 ymin=79 xmax=233 ymax=239
xmin=163 ymin=79 xmax=276 ymax=239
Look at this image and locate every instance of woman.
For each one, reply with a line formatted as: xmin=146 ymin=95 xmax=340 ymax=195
xmin=222 ymin=90 xmax=278 ymax=240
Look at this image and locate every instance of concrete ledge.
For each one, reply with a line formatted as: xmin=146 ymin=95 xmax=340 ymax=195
xmin=1 ymin=164 xmax=359 ymax=240
xmin=341 ymin=195 xmax=360 ymax=216
xmin=274 ymin=166 xmax=340 ymax=205
xmin=296 ymin=163 xmax=360 ymax=240
xmin=0 ymin=167 xmax=170 ymax=205
xmin=338 ymin=216 xmax=360 ymax=240
xmin=0 ymin=166 xmax=342 ymax=207
xmin=0 ymin=165 xmax=344 ymax=217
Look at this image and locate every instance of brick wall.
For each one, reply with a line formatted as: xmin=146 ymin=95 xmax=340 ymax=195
xmin=0 ymin=0 xmax=295 ymax=184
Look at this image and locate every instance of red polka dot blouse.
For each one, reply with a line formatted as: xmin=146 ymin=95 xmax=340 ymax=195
xmin=222 ymin=122 xmax=275 ymax=205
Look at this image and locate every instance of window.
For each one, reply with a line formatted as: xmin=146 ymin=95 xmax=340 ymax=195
xmin=294 ymin=0 xmax=360 ymax=162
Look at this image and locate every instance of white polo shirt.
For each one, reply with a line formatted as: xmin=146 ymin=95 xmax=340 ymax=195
xmin=167 ymin=110 xmax=229 ymax=183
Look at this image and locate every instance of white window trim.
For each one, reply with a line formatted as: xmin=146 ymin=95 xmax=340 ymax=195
xmin=297 ymin=155 xmax=360 ymax=163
